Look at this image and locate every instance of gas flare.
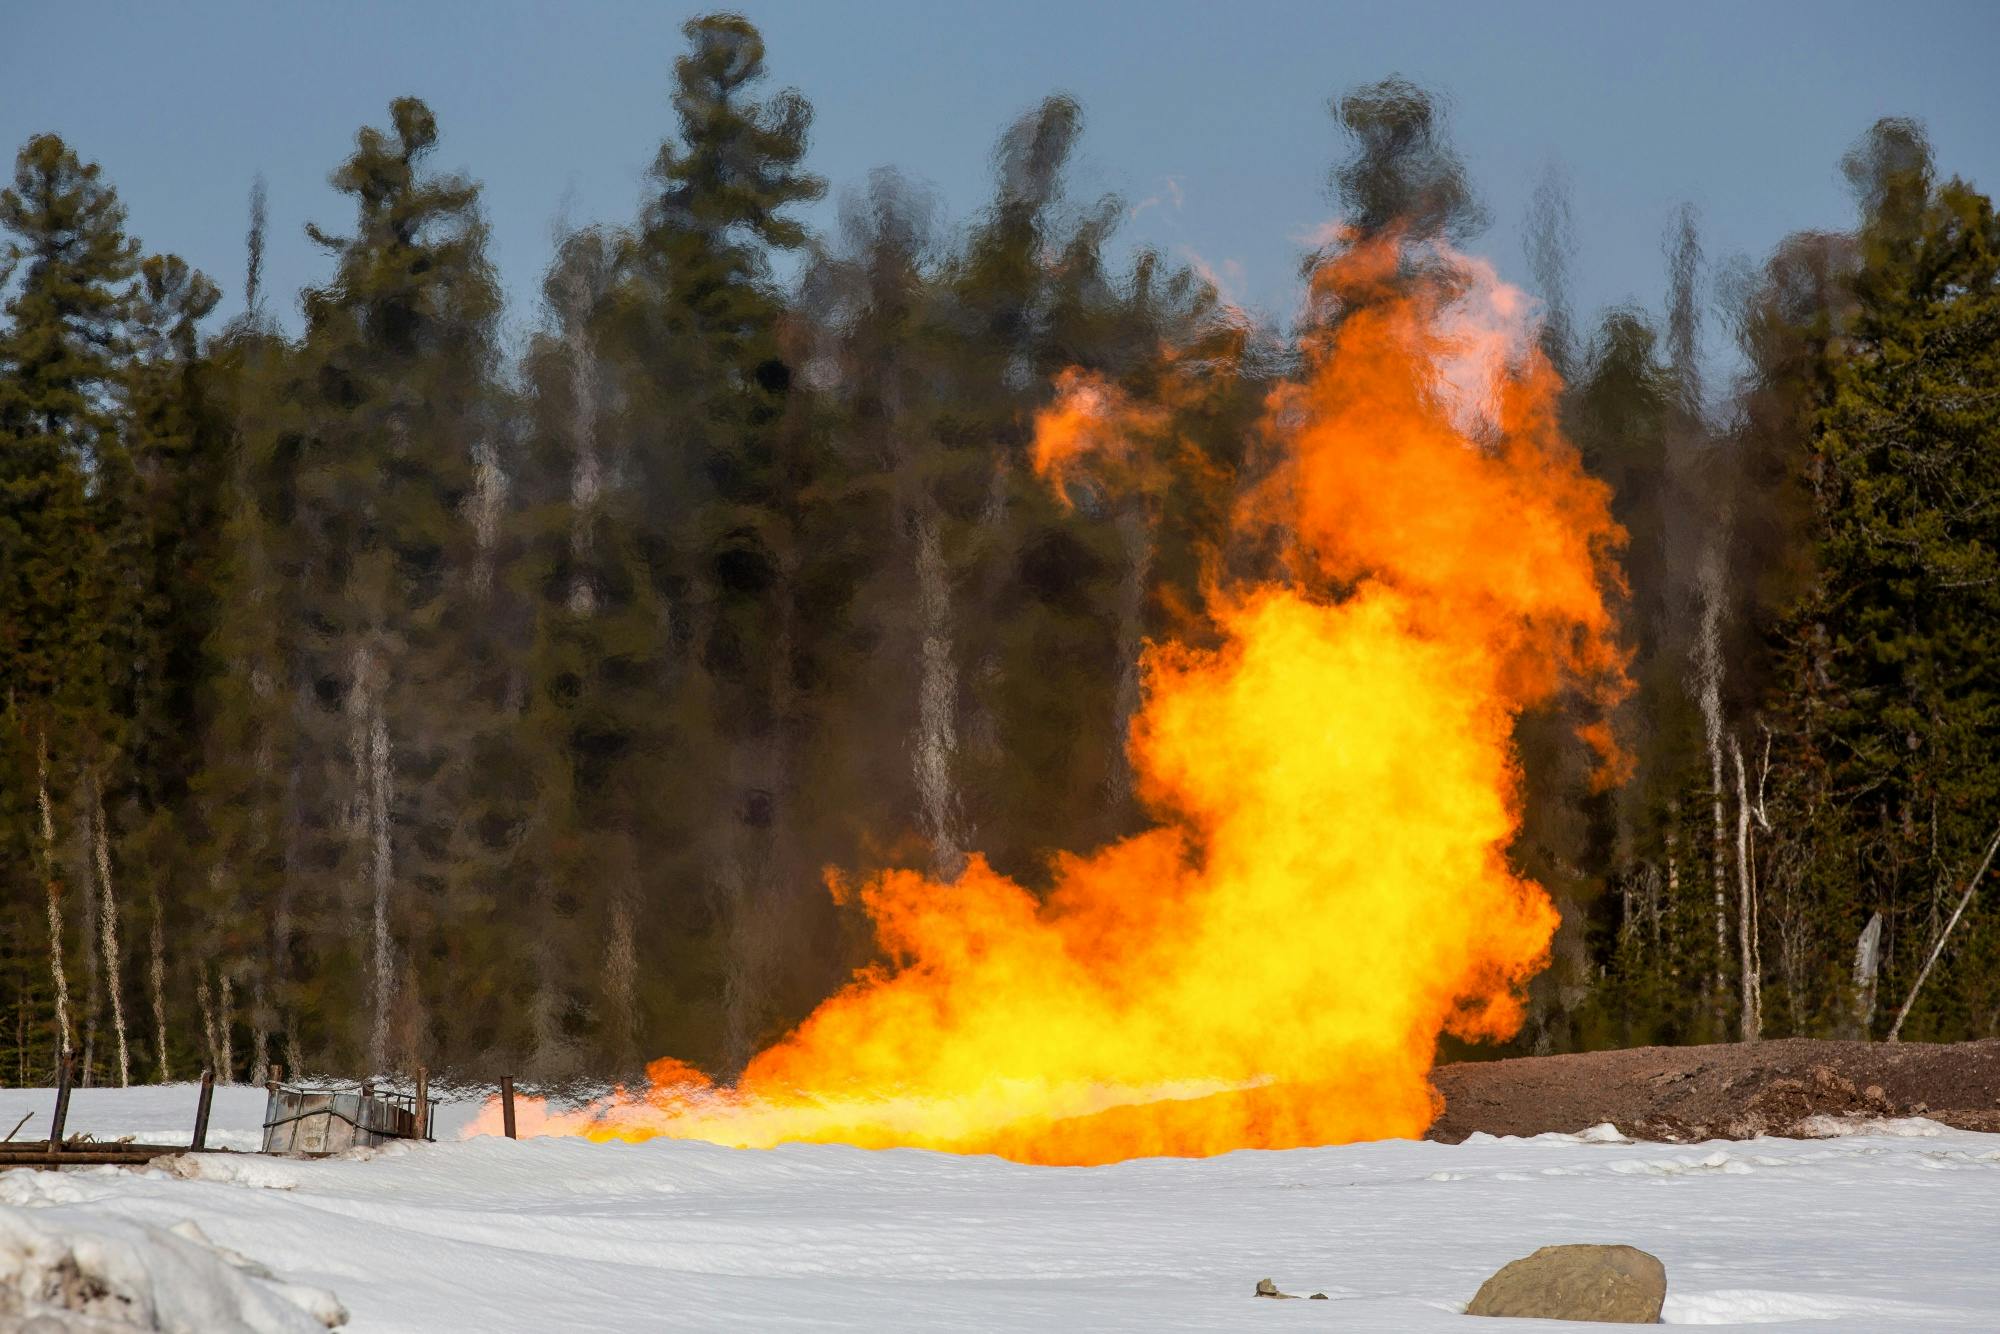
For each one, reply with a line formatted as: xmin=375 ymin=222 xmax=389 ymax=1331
xmin=481 ymin=233 xmax=1629 ymax=1164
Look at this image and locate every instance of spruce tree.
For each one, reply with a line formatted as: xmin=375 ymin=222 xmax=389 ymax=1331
xmin=606 ymin=13 xmax=827 ymax=1073
xmin=1790 ymin=126 xmax=2000 ymax=1038
xmin=274 ymin=97 xmax=503 ymax=1071
xmin=0 ymin=134 xmax=141 ymax=1079
xmin=118 ymin=252 xmax=223 ymax=1081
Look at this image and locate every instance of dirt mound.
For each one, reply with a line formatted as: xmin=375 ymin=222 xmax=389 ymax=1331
xmin=1426 ymin=1038 xmax=2000 ymax=1143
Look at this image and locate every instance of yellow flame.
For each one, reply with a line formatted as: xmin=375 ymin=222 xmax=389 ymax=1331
xmin=474 ymin=234 xmax=1630 ymax=1164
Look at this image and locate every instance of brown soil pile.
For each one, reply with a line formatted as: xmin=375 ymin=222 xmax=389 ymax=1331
xmin=1427 ymin=1038 xmax=2000 ymax=1143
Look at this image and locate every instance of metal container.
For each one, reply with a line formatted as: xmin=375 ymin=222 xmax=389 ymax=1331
xmin=261 ymin=1085 xmax=437 ymax=1155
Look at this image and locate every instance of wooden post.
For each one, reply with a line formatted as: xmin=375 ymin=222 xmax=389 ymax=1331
xmin=267 ymin=1063 xmax=282 ymax=1094
xmin=191 ymin=1068 xmax=215 ymax=1151
xmin=49 ymin=1052 xmax=75 ymax=1156
xmin=499 ymin=1074 xmax=517 ymax=1140
xmin=413 ymin=1066 xmax=429 ymax=1142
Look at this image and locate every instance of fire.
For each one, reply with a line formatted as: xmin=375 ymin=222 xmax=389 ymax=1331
xmin=478 ymin=233 xmax=1629 ymax=1164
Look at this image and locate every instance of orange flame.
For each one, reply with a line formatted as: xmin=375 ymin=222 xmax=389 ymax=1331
xmin=1029 ymin=367 xmax=1171 ymax=507
xmin=479 ymin=234 xmax=1630 ymax=1164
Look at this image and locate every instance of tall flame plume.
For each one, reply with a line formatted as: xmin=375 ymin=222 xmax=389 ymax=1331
xmin=481 ymin=234 xmax=1630 ymax=1165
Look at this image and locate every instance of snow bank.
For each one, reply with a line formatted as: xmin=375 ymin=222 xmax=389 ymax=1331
xmin=0 ymin=1205 xmax=345 ymax=1331
xmin=0 ymin=1086 xmax=1994 ymax=1330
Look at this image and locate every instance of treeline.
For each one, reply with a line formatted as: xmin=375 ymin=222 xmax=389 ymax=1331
xmin=1 ymin=15 xmax=1994 ymax=1087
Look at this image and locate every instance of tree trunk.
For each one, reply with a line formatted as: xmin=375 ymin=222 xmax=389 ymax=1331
xmin=148 ymin=885 xmax=169 ymax=1082
xmin=1731 ymin=736 xmax=1760 ymax=1041
xmin=1664 ymin=805 xmax=1681 ymax=982
xmin=197 ymin=971 xmax=222 ymax=1079
xmin=88 ymin=772 xmax=131 ymax=1087
xmin=37 ymin=732 xmax=73 ymax=1065
xmin=365 ymin=701 xmax=395 ymax=1073
xmin=219 ymin=971 xmax=235 ymax=1079
xmin=913 ymin=501 xmax=965 ymax=880
xmin=1694 ymin=548 xmax=1730 ymax=1024
xmin=250 ymin=976 xmax=269 ymax=1088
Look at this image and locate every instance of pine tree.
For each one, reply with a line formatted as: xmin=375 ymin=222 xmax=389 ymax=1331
xmin=0 ymin=134 xmax=141 ymax=1080
xmin=118 ymin=253 xmax=223 ymax=1081
xmin=604 ymin=13 xmax=827 ymax=1073
xmin=1785 ymin=125 xmax=2000 ymax=1039
xmin=270 ymin=97 xmax=503 ymax=1071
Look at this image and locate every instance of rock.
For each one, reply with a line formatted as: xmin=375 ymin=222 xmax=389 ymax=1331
xmin=1253 ymin=1278 xmax=1297 ymax=1299
xmin=1467 ymin=1244 xmax=1666 ymax=1323
xmin=1309 ymin=1292 xmax=1328 ymax=1299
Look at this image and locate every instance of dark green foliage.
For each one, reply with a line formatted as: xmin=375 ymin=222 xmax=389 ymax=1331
xmin=0 ymin=134 xmax=144 ymax=1083
xmin=1331 ymin=77 xmax=1488 ymax=244
xmin=1773 ymin=136 xmax=2000 ymax=1038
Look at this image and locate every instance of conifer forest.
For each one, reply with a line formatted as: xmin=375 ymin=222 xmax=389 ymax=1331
xmin=3 ymin=12 xmax=1997 ymax=1093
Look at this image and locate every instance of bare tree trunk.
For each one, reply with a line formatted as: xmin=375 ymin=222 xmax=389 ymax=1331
xmin=218 ymin=971 xmax=234 ymax=1079
xmin=1853 ymin=912 xmax=1884 ymax=1033
xmin=1664 ymin=808 xmax=1681 ymax=982
xmin=468 ymin=435 xmax=505 ymax=599
xmin=365 ymin=702 xmax=394 ymax=1073
xmin=37 ymin=733 xmax=73 ymax=1065
xmin=1694 ymin=547 xmax=1730 ymax=1022
xmin=250 ymin=977 xmax=269 ymax=1086
xmin=1749 ymin=736 xmax=1770 ymax=1032
xmin=79 ymin=786 xmax=100 ymax=1084
xmin=1731 ymin=736 xmax=1760 ymax=1041
xmin=197 ymin=971 xmax=221 ymax=1079
xmin=1887 ymin=818 xmax=2000 ymax=1042
xmin=148 ymin=887 xmax=169 ymax=1081
xmin=913 ymin=503 xmax=966 ymax=880
xmin=87 ymin=773 xmax=131 ymax=1087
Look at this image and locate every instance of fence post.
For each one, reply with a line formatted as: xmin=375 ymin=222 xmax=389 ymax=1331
xmin=499 ymin=1074 xmax=517 ymax=1140
xmin=191 ymin=1068 xmax=216 ymax=1151
xmin=414 ymin=1066 xmax=429 ymax=1141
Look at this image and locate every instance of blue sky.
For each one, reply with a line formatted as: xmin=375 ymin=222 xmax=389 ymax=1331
xmin=4 ymin=0 xmax=1996 ymax=355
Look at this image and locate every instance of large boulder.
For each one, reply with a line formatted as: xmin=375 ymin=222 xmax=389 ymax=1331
xmin=1467 ymin=1244 xmax=1665 ymax=1323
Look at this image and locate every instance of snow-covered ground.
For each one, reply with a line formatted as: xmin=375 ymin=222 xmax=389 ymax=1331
xmin=2 ymin=1084 xmax=1997 ymax=1330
